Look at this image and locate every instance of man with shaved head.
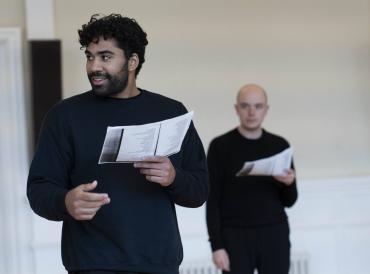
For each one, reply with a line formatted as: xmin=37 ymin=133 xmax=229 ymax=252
xmin=206 ymin=84 xmax=298 ymax=274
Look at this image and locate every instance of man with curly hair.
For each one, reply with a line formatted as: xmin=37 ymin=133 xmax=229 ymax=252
xmin=27 ymin=14 xmax=208 ymax=274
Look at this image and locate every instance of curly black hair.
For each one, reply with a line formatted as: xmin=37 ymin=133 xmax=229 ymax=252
xmin=78 ymin=14 xmax=148 ymax=76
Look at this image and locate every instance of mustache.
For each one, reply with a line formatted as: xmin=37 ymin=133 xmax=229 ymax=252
xmin=88 ymin=71 xmax=111 ymax=79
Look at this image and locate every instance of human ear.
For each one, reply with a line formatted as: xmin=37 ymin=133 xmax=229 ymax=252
xmin=128 ymin=53 xmax=139 ymax=71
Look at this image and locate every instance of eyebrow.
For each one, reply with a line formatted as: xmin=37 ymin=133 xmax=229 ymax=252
xmin=84 ymin=50 xmax=115 ymax=55
xmin=240 ymin=102 xmax=264 ymax=105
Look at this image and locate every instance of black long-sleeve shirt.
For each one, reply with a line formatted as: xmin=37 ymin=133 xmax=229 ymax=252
xmin=206 ymin=128 xmax=297 ymax=251
xmin=27 ymin=89 xmax=209 ymax=273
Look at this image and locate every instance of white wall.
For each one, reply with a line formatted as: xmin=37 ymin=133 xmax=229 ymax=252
xmin=0 ymin=28 xmax=34 ymax=274
xmin=288 ymin=176 xmax=370 ymax=274
xmin=0 ymin=0 xmax=25 ymax=27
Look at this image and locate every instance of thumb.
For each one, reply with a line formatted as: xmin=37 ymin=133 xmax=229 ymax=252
xmin=81 ymin=180 xmax=98 ymax=192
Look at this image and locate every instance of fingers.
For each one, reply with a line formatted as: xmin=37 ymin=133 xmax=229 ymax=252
xmin=72 ymin=207 xmax=101 ymax=221
xmin=219 ymin=254 xmax=230 ymax=271
xmin=66 ymin=198 xmax=109 ymax=220
xmin=138 ymin=167 xmax=168 ymax=177
xmin=284 ymin=168 xmax=295 ymax=176
xmin=139 ymin=156 xmax=167 ymax=163
xmin=133 ymin=157 xmax=176 ymax=187
xmin=144 ymin=175 xmax=166 ymax=185
xmin=215 ymin=257 xmax=226 ymax=270
xmin=65 ymin=180 xmax=111 ymax=220
xmin=140 ymin=169 xmax=170 ymax=185
xmin=213 ymin=249 xmax=230 ymax=271
xmin=133 ymin=156 xmax=169 ymax=169
xmin=74 ymin=206 xmax=101 ymax=215
xmin=74 ymin=208 xmax=100 ymax=220
xmin=274 ymin=169 xmax=295 ymax=185
xmin=78 ymin=180 xmax=109 ymax=202
xmin=78 ymin=199 xmax=110 ymax=208
xmin=224 ymin=255 xmax=230 ymax=271
xmin=80 ymin=191 xmax=110 ymax=203
xmin=80 ymin=180 xmax=98 ymax=191
xmin=78 ymin=214 xmax=97 ymax=220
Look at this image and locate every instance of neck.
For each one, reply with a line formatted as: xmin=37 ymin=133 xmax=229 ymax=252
xmin=237 ymin=126 xmax=263 ymax=140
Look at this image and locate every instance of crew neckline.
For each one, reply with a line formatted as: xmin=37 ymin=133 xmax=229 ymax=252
xmin=92 ymin=88 xmax=146 ymax=101
xmin=235 ymin=127 xmax=265 ymax=141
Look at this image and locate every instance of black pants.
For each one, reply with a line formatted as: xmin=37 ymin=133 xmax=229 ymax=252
xmin=69 ymin=271 xmax=147 ymax=274
xmin=222 ymin=222 xmax=291 ymax=274
xmin=69 ymin=270 xmax=178 ymax=274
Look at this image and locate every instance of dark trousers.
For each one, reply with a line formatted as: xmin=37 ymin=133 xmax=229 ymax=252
xmin=69 ymin=270 xmax=178 ymax=274
xmin=222 ymin=222 xmax=291 ymax=274
xmin=69 ymin=271 xmax=147 ymax=274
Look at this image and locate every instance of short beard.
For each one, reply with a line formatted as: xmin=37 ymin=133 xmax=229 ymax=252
xmin=89 ymin=62 xmax=129 ymax=97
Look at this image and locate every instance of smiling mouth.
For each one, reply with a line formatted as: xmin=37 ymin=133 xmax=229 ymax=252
xmin=91 ymin=76 xmax=107 ymax=86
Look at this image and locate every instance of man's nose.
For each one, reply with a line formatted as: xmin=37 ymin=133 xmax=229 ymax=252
xmin=89 ymin=59 xmax=103 ymax=72
xmin=248 ymin=107 xmax=256 ymax=115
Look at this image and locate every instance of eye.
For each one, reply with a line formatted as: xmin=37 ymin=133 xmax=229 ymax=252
xmin=85 ymin=54 xmax=94 ymax=61
xmin=240 ymin=103 xmax=248 ymax=109
xmin=102 ymin=54 xmax=112 ymax=61
xmin=255 ymin=104 xmax=264 ymax=110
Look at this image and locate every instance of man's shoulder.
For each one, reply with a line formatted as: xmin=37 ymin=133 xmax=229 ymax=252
xmin=42 ymin=91 xmax=92 ymax=123
xmin=62 ymin=90 xmax=93 ymax=104
xmin=51 ymin=90 xmax=92 ymax=109
xmin=262 ymin=129 xmax=291 ymax=147
xmin=142 ymin=89 xmax=187 ymax=116
xmin=210 ymin=128 xmax=238 ymax=146
xmin=144 ymin=89 xmax=184 ymax=106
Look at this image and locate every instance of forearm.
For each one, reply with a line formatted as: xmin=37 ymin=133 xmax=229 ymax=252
xmin=27 ymin=177 xmax=70 ymax=221
xmin=206 ymin=215 xmax=223 ymax=251
xmin=280 ymin=179 xmax=298 ymax=207
xmin=165 ymin=168 xmax=208 ymax=208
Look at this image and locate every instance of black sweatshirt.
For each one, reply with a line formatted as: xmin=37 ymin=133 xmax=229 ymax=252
xmin=206 ymin=128 xmax=297 ymax=251
xmin=27 ymin=89 xmax=209 ymax=273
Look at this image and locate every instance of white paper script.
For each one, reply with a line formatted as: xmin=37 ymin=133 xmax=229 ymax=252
xmin=98 ymin=111 xmax=193 ymax=163
xmin=236 ymin=147 xmax=293 ymax=177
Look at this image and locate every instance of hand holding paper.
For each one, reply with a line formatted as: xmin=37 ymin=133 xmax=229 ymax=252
xmin=134 ymin=156 xmax=176 ymax=186
xmin=236 ymin=147 xmax=293 ymax=177
xmin=274 ymin=168 xmax=295 ymax=185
